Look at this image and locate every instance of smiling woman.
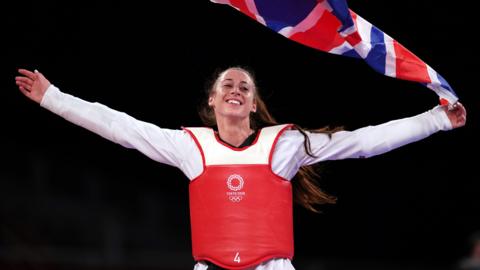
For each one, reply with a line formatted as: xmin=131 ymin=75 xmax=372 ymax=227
xmin=205 ymin=68 xmax=259 ymax=147
xmin=14 ymin=67 xmax=466 ymax=270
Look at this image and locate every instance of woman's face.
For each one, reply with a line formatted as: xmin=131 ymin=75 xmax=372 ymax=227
xmin=208 ymin=69 xmax=257 ymax=121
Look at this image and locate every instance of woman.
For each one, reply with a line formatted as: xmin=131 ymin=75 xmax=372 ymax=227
xmin=15 ymin=67 xmax=466 ymax=270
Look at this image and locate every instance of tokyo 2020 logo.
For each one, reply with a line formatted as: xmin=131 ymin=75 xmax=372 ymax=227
xmin=226 ymin=174 xmax=245 ymax=202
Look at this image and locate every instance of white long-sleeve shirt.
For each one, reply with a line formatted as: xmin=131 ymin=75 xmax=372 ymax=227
xmin=40 ymin=85 xmax=452 ymax=270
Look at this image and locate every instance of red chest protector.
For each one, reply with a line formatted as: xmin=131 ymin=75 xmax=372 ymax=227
xmin=184 ymin=124 xmax=294 ymax=269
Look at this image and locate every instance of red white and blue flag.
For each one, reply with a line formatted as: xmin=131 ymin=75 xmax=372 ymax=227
xmin=211 ymin=0 xmax=458 ymax=104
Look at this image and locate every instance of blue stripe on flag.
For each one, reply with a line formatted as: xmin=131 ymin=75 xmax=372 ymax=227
xmin=255 ymin=0 xmax=317 ymax=32
xmin=327 ymin=0 xmax=354 ymax=32
xmin=341 ymin=49 xmax=360 ymax=58
xmin=436 ymin=73 xmax=455 ymax=93
xmin=364 ymin=27 xmax=386 ymax=75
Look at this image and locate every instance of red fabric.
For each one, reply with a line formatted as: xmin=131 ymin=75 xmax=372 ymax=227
xmin=189 ymin=165 xmax=293 ymax=269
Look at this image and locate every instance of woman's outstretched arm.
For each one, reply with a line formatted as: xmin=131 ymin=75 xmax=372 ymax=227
xmin=14 ymin=69 xmax=199 ymax=172
xmin=301 ymin=104 xmax=466 ymax=164
xmin=272 ymin=103 xmax=466 ymax=180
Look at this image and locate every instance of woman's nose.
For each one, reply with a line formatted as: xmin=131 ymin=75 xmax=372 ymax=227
xmin=229 ymin=86 xmax=240 ymax=94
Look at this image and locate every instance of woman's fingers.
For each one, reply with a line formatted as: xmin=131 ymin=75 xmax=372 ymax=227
xmin=18 ymin=85 xmax=31 ymax=97
xmin=16 ymin=79 xmax=31 ymax=91
xmin=16 ymin=76 xmax=34 ymax=85
xmin=15 ymin=78 xmax=33 ymax=91
xmin=18 ymin=69 xmax=36 ymax=80
xmin=15 ymin=71 xmax=35 ymax=94
xmin=452 ymin=102 xmax=467 ymax=128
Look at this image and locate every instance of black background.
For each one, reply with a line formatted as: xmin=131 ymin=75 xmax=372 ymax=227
xmin=1 ymin=1 xmax=479 ymax=269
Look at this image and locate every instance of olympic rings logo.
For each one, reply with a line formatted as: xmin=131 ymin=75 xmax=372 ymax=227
xmin=229 ymin=196 xmax=243 ymax=202
xmin=227 ymin=174 xmax=244 ymax=191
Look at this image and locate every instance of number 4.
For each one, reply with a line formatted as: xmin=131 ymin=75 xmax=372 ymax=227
xmin=234 ymin=252 xmax=241 ymax=263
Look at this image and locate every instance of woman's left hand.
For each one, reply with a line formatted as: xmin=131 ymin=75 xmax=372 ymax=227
xmin=444 ymin=102 xmax=467 ymax=129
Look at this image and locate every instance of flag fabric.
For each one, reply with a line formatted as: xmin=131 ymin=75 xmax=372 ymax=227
xmin=211 ymin=0 xmax=458 ymax=104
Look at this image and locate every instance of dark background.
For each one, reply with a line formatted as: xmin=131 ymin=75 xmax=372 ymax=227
xmin=1 ymin=1 xmax=479 ymax=269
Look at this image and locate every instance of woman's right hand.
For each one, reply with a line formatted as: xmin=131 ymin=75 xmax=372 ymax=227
xmin=15 ymin=69 xmax=51 ymax=104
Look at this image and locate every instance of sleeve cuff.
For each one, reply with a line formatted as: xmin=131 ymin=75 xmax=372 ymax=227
xmin=40 ymin=84 xmax=62 ymax=113
xmin=430 ymin=105 xmax=453 ymax=131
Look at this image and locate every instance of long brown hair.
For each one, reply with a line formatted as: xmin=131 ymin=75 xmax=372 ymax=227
xmin=198 ymin=66 xmax=337 ymax=212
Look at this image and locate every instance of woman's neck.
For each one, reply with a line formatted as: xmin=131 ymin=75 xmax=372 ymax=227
xmin=216 ymin=118 xmax=254 ymax=147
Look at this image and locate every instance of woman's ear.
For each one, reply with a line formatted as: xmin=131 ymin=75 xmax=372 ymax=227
xmin=208 ymin=96 xmax=214 ymax=107
xmin=251 ymin=100 xmax=257 ymax=113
